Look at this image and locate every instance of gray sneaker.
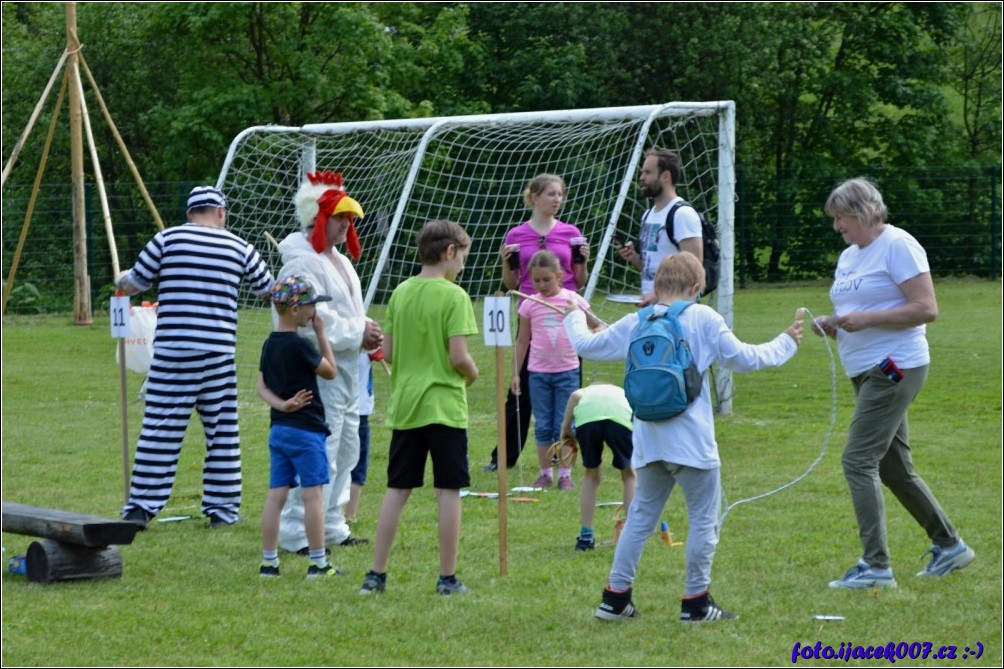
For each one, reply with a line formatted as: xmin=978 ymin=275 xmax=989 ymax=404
xmin=828 ymin=560 xmax=897 ymax=589
xmin=436 ymin=576 xmax=471 ymax=595
xmin=360 ymin=570 xmax=387 ymax=595
xmin=916 ymin=540 xmax=975 ymax=577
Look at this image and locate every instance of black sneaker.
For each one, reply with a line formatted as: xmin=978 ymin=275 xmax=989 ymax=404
xmin=595 ymin=587 xmax=639 ymax=621
xmin=295 ymin=547 xmax=332 ymax=557
xmin=208 ymin=513 xmax=243 ymax=529
xmin=336 ymin=535 xmax=369 ymax=547
xmin=482 ymin=462 xmax=498 ymax=473
xmin=259 ymin=562 xmax=281 ymax=577
xmin=436 ymin=576 xmax=472 ymax=595
xmin=679 ymin=592 xmax=737 ymax=623
xmin=360 ymin=570 xmax=387 ymax=595
xmin=123 ymin=507 xmax=153 ymax=530
xmin=575 ymin=536 xmax=595 ymax=551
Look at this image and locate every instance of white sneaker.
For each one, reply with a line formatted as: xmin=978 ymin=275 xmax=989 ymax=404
xmin=828 ymin=560 xmax=897 ymax=589
xmin=916 ymin=540 xmax=975 ymax=577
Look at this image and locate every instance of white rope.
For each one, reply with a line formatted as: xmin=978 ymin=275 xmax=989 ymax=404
xmin=719 ymin=307 xmax=839 ymax=528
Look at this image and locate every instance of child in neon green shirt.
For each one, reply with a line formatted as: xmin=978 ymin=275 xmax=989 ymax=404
xmin=361 ymin=219 xmax=479 ymax=596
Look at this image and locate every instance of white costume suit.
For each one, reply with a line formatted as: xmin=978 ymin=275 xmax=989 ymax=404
xmin=276 ymin=231 xmax=365 ymax=550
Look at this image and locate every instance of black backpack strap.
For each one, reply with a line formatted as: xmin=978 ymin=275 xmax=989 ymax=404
xmin=661 ymin=200 xmax=693 ymax=249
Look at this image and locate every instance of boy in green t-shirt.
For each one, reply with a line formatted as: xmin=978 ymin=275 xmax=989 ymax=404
xmin=360 ymin=219 xmax=479 ymax=596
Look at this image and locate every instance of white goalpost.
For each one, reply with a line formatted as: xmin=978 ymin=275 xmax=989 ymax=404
xmin=218 ymin=102 xmax=736 ymax=413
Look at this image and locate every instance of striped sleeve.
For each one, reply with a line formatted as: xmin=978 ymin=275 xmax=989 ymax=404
xmin=243 ymin=243 xmax=274 ymax=296
xmin=137 ymin=225 xmax=274 ymax=353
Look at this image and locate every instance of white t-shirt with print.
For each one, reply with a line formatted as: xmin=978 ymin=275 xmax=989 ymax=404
xmin=639 ymin=198 xmax=702 ymax=294
xmin=829 ymin=225 xmax=931 ymax=377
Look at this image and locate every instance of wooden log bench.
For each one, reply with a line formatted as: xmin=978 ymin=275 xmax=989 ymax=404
xmin=2 ymin=502 xmax=139 ymax=584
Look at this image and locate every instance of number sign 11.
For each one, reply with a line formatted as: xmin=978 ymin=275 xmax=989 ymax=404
xmin=111 ymin=295 xmax=131 ymax=338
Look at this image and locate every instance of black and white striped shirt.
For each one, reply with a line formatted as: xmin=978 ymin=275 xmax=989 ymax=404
xmin=128 ymin=224 xmax=273 ymax=354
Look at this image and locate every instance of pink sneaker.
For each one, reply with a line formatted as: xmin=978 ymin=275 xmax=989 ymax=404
xmin=533 ymin=473 xmax=553 ymax=489
xmin=558 ymin=475 xmax=575 ymax=491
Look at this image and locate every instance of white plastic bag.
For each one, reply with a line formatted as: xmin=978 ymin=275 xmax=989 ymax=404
xmin=115 ymin=303 xmax=157 ymax=373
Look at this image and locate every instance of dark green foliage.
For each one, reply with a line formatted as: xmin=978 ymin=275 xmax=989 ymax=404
xmin=2 ymin=2 xmax=1000 ymax=304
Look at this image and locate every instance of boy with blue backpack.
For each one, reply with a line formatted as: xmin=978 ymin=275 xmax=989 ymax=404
xmin=563 ymin=252 xmax=804 ymax=623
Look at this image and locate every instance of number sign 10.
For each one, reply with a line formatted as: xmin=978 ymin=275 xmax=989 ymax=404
xmin=482 ymin=296 xmax=512 ymax=347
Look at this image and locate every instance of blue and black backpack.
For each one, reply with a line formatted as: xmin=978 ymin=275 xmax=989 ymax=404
xmin=624 ymin=301 xmax=703 ymax=421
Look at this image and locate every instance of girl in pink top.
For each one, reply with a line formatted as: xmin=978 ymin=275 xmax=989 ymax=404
xmin=513 ymin=250 xmax=601 ymax=490
xmin=486 ymin=174 xmax=591 ymax=473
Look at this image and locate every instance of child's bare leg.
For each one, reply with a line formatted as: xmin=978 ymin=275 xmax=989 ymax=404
xmin=562 ymin=442 xmax=578 ymax=469
xmin=345 ymin=482 xmax=363 ymax=522
xmin=262 ymin=486 xmax=290 ymax=552
xmin=621 ymin=467 xmax=637 ymax=515
xmin=301 ymin=485 xmax=325 ymax=551
xmin=537 ymin=444 xmax=553 ymax=469
xmin=436 ymin=488 xmax=462 ymax=576
xmin=581 ymin=467 xmax=602 ymax=528
xmin=372 ymin=487 xmax=411 ymax=573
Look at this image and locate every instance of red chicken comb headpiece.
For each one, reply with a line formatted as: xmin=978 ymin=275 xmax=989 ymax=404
xmin=304 ymin=171 xmax=363 ymax=260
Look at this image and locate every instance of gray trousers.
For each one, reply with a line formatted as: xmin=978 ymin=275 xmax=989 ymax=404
xmin=842 ymin=364 xmax=958 ymax=569
xmin=609 ymin=461 xmax=720 ymax=596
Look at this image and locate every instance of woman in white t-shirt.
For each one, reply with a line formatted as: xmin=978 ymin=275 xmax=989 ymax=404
xmin=814 ymin=178 xmax=974 ymax=590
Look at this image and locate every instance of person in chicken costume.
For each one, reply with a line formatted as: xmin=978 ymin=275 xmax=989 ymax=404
xmin=276 ymin=170 xmax=383 ymax=552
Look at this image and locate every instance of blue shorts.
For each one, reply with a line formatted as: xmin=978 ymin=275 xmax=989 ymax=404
xmin=268 ymin=424 xmax=330 ymax=489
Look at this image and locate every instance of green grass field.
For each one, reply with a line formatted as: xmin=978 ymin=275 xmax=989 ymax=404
xmin=2 ymin=279 xmax=1001 ymax=666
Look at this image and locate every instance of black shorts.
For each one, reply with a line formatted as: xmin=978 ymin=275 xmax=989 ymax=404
xmin=387 ymin=424 xmax=470 ymax=490
xmin=574 ymin=420 xmax=633 ymax=470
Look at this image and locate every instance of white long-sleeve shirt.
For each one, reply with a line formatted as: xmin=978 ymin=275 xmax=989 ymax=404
xmin=564 ymin=304 xmax=797 ymax=470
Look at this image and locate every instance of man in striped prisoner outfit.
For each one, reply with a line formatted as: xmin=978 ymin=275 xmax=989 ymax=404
xmin=116 ymin=186 xmax=274 ymax=528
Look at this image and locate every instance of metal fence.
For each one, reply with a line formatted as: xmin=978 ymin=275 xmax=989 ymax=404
xmin=3 ymin=166 xmax=1000 ymax=314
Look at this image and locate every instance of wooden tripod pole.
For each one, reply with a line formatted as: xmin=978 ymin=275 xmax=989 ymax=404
xmin=73 ymin=60 xmax=120 ymax=277
xmin=1 ymin=72 xmax=68 ymax=316
xmin=79 ymin=55 xmax=165 ymax=232
xmin=0 ymin=50 xmax=69 ymax=187
xmin=67 ymin=3 xmax=92 ymax=325
xmin=3 ymin=6 xmax=165 ymax=315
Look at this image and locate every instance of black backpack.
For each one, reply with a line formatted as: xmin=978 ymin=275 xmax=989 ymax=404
xmin=662 ymin=200 xmax=721 ymax=295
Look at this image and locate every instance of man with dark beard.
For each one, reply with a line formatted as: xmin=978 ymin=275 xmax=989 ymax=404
xmin=616 ymin=149 xmax=704 ymax=306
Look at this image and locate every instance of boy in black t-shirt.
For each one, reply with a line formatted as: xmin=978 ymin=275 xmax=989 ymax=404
xmin=257 ymin=276 xmax=339 ymax=578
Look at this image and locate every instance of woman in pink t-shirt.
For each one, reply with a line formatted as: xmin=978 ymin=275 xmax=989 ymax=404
xmin=501 ymin=174 xmax=589 ymax=294
xmin=485 ymin=174 xmax=591 ymax=473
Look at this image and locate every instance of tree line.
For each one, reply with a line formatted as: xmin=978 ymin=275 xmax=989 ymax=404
xmin=2 ymin=2 xmax=1001 ymax=302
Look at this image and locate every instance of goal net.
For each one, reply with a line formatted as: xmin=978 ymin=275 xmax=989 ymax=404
xmin=219 ymin=102 xmax=736 ymax=412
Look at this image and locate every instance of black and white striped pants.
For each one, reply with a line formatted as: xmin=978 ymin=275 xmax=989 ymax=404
xmin=121 ymin=348 xmax=242 ymax=522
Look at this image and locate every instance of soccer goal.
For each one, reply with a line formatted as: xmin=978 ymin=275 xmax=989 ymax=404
xmin=218 ymin=102 xmax=736 ymax=412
